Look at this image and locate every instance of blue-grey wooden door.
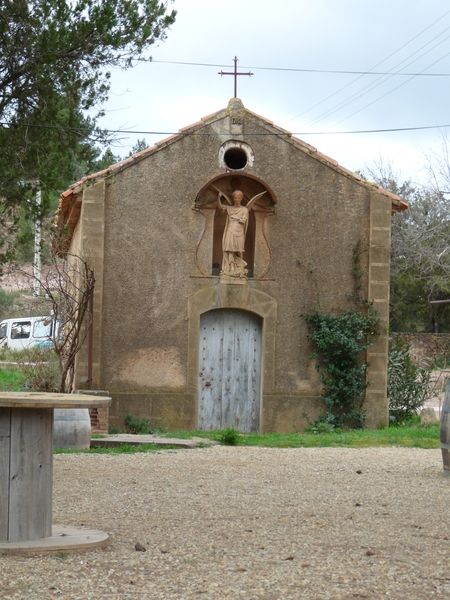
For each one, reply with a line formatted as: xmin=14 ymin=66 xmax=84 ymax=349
xmin=198 ymin=309 xmax=262 ymax=432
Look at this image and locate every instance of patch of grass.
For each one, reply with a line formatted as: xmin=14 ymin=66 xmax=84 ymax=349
xmin=54 ymin=444 xmax=180 ymax=454
xmin=162 ymin=423 xmax=440 ymax=449
xmin=53 ymin=424 xmax=440 ymax=453
xmin=0 ymin=367 xmax=27 ymax=391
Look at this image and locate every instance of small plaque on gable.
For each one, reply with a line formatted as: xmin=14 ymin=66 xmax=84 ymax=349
xmin=230 ymin=116 xmax=243 ymax=135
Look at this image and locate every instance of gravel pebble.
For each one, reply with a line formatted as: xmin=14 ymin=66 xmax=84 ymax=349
xmin=1 ymin=447 xmax=449 ymax=599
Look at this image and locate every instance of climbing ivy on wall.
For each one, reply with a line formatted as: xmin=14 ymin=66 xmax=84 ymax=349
xmin=305 ymin=310 xmax=379 ymax=429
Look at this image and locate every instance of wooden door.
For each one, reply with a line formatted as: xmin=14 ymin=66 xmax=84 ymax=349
xmin=198 ymin=309 xmax=262 ymax=432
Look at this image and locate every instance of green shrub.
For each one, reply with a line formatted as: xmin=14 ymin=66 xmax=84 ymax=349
xmin=124 ymin=413 xmax=152 ymax=434
xmin=108 ymin=425 xmax=121 ymax=434
xmin=12 ymin=347 xmax=61 ymax=392
xmin=305 ymin=310 xmax=379 ymax=428
xmin=306 ymin=416 xmax=340 ymax=434
xmin=430 ymin=353 xmax=450 ymax=370
xmin=0 ymin=347 xmax=60 ymax=392
xmin=218 ymin=428 xmax=240 ymax=445
xmin=387 ymin=338 xmax=432 ymax=423
xmin=0 ymin=346 xmax=52 ymax=362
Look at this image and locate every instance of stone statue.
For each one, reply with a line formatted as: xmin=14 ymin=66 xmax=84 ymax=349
xmin=216 ymin=188 xmax=266 ymax=277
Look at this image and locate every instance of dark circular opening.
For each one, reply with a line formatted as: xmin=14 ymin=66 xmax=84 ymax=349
xmin=224 ymin=147 xmax=248 ymax=170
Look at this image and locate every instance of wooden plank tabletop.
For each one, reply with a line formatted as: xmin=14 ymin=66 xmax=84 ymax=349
xmin=0 ymin=392 xmax=111 ymax=409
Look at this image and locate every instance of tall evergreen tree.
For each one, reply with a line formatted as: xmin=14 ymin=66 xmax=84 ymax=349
xmin=0 ymin=0 xmax=176 ymax=261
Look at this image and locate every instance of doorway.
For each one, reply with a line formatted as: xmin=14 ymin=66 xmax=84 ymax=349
xmin=198 ymin=309 xmax=262 ymax=432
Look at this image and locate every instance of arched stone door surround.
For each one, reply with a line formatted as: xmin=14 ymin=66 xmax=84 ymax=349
xmin=187 ymin=284 xmax=277 ymax=432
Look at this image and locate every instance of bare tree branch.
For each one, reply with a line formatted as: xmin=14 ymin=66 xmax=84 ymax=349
xmin=19 ymin=252 xmax=95 ymax=392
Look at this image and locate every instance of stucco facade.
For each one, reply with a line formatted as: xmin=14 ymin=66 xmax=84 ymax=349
xmin=57 ymin=99 xmax=406 ymax=432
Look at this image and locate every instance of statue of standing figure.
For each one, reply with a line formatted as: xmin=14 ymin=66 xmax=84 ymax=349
xmin=216 ymin=188 xmax=266 ymax=277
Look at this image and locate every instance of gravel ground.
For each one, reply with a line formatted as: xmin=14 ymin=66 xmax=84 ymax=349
xmin=1 ymin=447 xmax=449 ymax=599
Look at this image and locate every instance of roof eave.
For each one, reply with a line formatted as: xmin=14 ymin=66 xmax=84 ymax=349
xmin=55 ymin=102 xmax=408 ymax=248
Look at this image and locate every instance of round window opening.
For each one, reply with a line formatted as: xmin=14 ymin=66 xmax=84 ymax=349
xmin=224 ymin=147 xmax=248 ymax=170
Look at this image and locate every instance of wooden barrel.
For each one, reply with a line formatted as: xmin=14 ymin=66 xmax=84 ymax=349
xmin=441 ymin=380 xmax=450 ymax=474
xmin=53 ymin=408 xmax=91 ymax=449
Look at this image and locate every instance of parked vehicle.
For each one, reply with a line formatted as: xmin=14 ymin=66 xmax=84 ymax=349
xmin=0 ymin=316 xmax=57 ymax=350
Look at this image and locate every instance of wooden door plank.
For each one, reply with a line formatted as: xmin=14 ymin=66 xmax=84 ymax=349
xmin=236 ymin=313 xmax=261 ymax=432
xmin=199 ymin=311 xmax=224 ymax=430
xmin=211 ymin=311 xmax=224 ymax=428
xmin=221 ymin=311 xmax=236 ymax=429
xmin=234 ymin=311 xmax=249 ymax=430
xmin=242 ymin=316 xmax=253 ymax=432
xmin=248 ymin=321 xmax=261 ymax=431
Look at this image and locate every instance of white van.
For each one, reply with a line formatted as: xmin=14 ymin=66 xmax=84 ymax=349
xmin=0 ymin=316 xmax=56 ymax=351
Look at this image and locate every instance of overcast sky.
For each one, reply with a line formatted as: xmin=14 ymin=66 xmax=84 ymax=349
xmin=99 ymin=0 xmax=450 ymax=185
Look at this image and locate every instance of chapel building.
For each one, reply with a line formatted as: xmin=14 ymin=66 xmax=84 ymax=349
xmin=56 ymin=98 xmax=407 ymax=432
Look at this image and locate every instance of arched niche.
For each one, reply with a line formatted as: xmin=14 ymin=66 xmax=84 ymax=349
xmin=195 ymin=174 xmax=276 ymax=278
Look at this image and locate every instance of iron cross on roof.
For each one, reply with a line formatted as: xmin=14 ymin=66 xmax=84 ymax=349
xmin=218 ymin=56 xmax=253 ymax=98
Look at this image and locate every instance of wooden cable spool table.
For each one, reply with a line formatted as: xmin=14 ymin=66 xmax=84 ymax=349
xmin=0 ymin=391 xmax=111 ymax=555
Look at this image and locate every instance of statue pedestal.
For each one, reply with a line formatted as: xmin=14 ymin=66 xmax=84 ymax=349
xmin=220 ymin=273 xmax=248 ymax=285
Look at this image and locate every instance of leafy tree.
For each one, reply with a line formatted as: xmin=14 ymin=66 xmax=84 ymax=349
xmin=128 ymin=138 xmax=148 ymax=156
xmin=93 ymin=147 xmax=121 ymax=171
xmin=390 ymin=188 xmax=450 ymax=331
xmin=91 ymin=139 xmax=148 ymax=173
xmin=365 ymin=160 xmax=450 ymax=332
xmin=0 ymin=0 xmax=176 ymax=262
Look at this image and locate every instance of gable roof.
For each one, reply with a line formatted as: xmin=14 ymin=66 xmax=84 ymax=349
xmin=55 ymin=99 xmax=407 ymax=244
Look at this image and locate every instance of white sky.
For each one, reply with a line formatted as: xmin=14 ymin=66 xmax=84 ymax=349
xmin=98 ymin=0 xmax=450 ymax=185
